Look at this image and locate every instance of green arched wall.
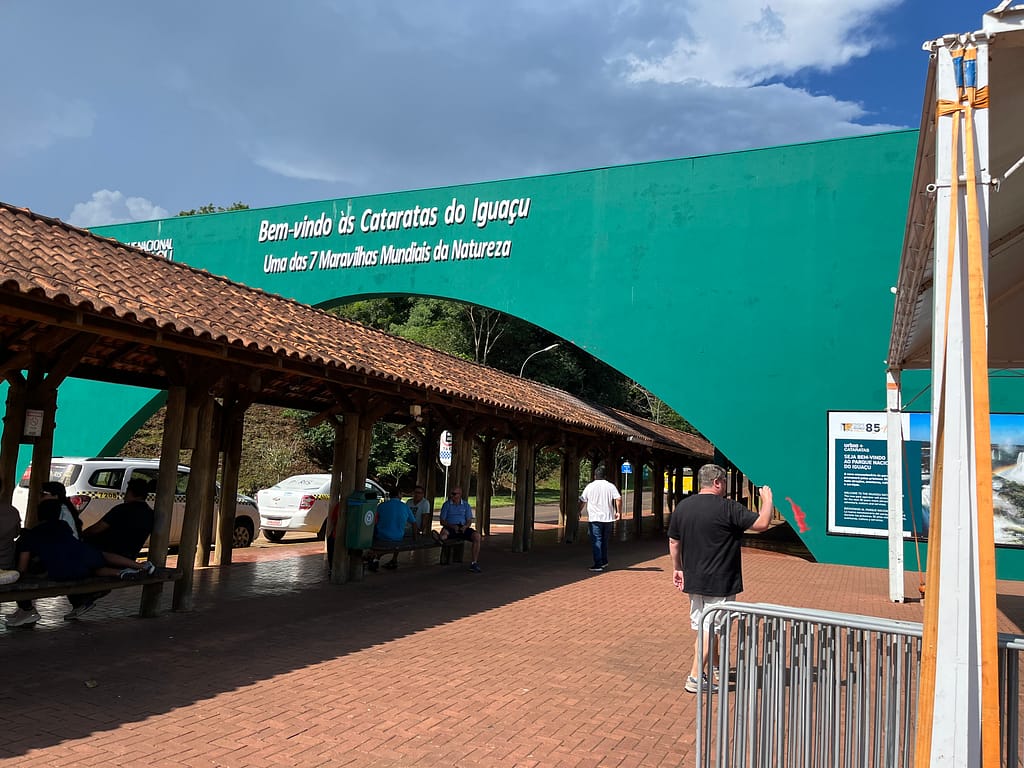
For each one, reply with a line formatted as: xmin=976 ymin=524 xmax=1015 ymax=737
xmin=17 ymin=130 xmax=1024 ymax=575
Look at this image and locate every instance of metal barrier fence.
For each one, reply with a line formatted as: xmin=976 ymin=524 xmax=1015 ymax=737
xmin=696 ymin=602 xmax=1024 ymax=768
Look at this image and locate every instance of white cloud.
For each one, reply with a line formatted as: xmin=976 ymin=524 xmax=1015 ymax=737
xmin=207 ymin=1 xmax=908 ymax=197
xmin=0 ymin=93 xmax=95 ymax=157
xmin=625 ymin=0 xmax=900 ymax=87
xmin=250 ymin=144 xmax=354 ymax=184
xmin=3 ymin=1 xmax=921 ymax=215
xmin=67 ymin=191 xmax=169 ymax=228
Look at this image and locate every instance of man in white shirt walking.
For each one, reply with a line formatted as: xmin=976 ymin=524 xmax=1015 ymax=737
xmin=579 ymin=466 xmax=621 ymax=572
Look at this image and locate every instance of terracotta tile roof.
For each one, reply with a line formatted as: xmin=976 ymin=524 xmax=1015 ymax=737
xmin=0 ymin=202 xmax=709 ymax=460
xmin=603 ymin=407 xmax=713 ymax=457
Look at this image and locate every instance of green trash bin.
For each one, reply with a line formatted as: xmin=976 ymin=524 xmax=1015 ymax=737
xmin=346 ymin=489 xmax=379 ymax=549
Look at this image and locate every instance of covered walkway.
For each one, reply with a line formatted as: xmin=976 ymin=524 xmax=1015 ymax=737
xmin=4 ymin=532 xmax=1024 ymax=767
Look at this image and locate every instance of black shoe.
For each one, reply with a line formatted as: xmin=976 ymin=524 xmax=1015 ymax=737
xmin=383 ymin=560 xmax=398 ymax=570
xmin=588 ymin=565 xmax=603 ymax=572
xmin=64 ymin=601 xmax=96 ymax=620
xmin=367 ymin=559 xmax=380 ymax=572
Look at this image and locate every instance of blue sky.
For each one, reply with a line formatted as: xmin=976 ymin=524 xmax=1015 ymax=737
xmin=1 ymin=0 xmax=981 ymax=227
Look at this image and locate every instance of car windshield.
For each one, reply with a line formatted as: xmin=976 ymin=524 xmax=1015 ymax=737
xmin=18 ymin=462 xmax=82 ymax=488
xmin=274 ymin=475 xmax=329 ymax=491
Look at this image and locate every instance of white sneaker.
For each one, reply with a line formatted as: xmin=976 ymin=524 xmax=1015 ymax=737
xmin=684 ymin=673 xmax=718 ymax=694
xmin=0 ymin=569 xmax=20 ymax=586
xmin=4 ymin=608 xmax=41 ymax=627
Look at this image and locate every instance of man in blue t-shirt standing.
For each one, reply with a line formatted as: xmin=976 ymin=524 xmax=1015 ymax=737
xmin=436 ymin=487 xmax=482 ymax=573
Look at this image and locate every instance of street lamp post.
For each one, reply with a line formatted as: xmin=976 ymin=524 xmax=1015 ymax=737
xmin=512 ymin=343 xmax=559 ymax=498
xmin=519 ymin=343 xmax=559 ymax=378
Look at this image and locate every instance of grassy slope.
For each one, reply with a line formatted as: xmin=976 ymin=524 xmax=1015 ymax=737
xmin=120 ymin=404 xmax=319 ymax=496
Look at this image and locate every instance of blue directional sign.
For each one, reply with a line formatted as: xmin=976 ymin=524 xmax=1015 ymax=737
xmin=621 ymin=461 xmax=633 ymax=475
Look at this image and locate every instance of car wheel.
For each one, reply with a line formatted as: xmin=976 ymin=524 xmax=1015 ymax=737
xmin=233 ymin=519 xmax=254 ymax=548
xmin=263 ymin=529 xmax=286 ymax=543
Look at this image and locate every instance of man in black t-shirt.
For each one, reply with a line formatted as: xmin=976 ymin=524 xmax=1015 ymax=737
xmin=667 ymin=464 xmax=773 ymax=694
xmin=64 ymin=477 xmax=155 ymax=620
xmin=84 ymin=478 xmax=155 ymax=557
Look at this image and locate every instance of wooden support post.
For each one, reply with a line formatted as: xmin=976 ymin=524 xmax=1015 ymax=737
xmin=453 ymin=427 xmax=472 ymax=497
xmin=416 ymin=428 xmax=430 ymax=492
xmin=214 ymin=396 xmax=248 ymax=566
xmin=562 ymin=447 xmax=581 ymax=544
xmin=477 ymin=436 xmax=495 ymax=536
xmin=651 ymin=458 xmax=665 ymax=532
xmin=141 ymin=386 xmax=186 ymax=617
xmin=195 ymin=400 xmax=224 ymax=568
xmin=25 ymin=386 xmax=58 ymax=529
xmin=356 ymin=424 xmax=372 ymax=490
xmin=330 ymin=412 xmax=359 ymax=584
xmin=0 ymin=378 xmax=27 ymax=506
xmin=173 ymin=391 xmax=215 ymax=612
xmin=513 ymin=437 xmax=530 ymax=553
xmin=325 ymin=415 xmax=347 ymax=583
xmin=424 ymin=427 xmax=438 ymax=520
xmin=558 ymin=451 xmax=570 ymax=530
xmin=523 ymin=444 xmax=536 ymax=552
xmin=347 ymin=421 xmax=374 ymax=583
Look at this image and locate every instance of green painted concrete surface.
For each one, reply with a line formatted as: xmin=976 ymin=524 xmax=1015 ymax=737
xmin=12 ymin=130 xmax=1024 ymax=576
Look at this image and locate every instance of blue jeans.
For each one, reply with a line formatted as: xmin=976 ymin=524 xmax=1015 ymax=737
xmin=589 ymin=521 xmax=612 ymax=567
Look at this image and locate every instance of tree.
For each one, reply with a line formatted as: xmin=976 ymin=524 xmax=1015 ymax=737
xmin=465 ymin=306 xmax=506 ymax=364
xmin=177 ymin=202 xmax=249 ymax=216
xmin=292 ymin=411 xmax=419 ymax=491
xmin=627 ymin=382 xmax=696 ymax=432
xmin=329 ymin=297 xmax=414 ymax=333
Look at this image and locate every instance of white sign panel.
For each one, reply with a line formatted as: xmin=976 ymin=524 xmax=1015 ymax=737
xmin=439 ymin=430 xmax=452 ymax=468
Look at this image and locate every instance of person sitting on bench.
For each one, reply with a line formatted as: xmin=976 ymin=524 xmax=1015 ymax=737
xmin=0 ymin=478 xmax=21 ymax=586
xmin=65 ymin=476 xmax=155 ymax=620
xmin=435 ymin=487 xmax=482 ymax=573
xmin=407 ymin=485 xmax=432 ymax=535
xmin=4 ymin=486 xmax=82 ymax=627
xmin=367 ymin=488 xmax=418 ymax=571
xmin=3 ymin=499 xmax=156 ymax=627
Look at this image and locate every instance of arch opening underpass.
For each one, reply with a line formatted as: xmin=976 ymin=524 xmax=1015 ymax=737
xmin=10 ymin=129 xmax=1024 ymax=576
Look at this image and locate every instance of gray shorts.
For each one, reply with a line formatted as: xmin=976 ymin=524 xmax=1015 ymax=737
xmin=688 ymin=594 xmax=735 ymax=632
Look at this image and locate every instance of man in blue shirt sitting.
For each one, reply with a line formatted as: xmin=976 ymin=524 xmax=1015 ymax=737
xmin=369 ymin=489 xmax=418 ymax=571
xmin=435 ymin=487 xmax=482 ymax=573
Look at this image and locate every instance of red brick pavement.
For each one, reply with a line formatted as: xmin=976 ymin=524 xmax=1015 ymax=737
xmin=2 ymin=529 xmax=1023 ymax=767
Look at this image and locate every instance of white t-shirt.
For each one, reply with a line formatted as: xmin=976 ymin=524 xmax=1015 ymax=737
xmin=407 ymin=497 xmax=431 ymax=526
xmin=580 ymin=479 xmax=621 ymax=523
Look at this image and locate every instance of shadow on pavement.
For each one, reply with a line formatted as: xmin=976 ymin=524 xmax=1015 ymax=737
xmin=0 ymin=527 xmax=669 ymax=758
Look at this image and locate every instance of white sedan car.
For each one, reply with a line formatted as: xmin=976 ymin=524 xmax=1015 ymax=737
xmin=257 ymin=474 xmax=388 ymax=542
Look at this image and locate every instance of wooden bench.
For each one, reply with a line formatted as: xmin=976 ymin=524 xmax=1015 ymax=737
xmin=362 ymin=536 xmax=465 ymax=569
xmin=0 ymin=567 xmax=181 ymax=603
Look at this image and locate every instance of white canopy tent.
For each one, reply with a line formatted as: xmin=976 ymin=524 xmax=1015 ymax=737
xmin=886 ymin=3 xmax=1024 ymax=764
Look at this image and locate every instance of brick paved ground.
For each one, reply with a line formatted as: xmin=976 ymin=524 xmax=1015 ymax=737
xmin=2 ymin=525 xmax=1023 ymax=768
